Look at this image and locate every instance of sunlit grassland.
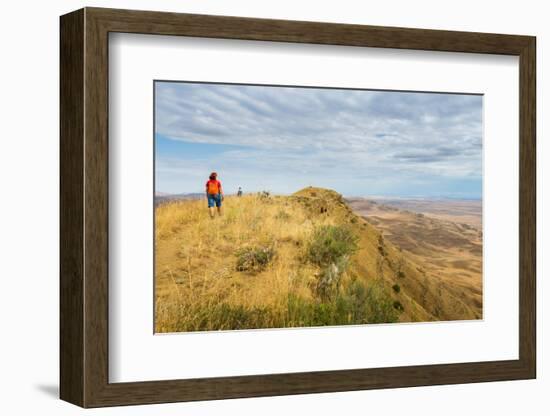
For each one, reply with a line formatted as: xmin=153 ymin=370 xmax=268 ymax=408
xmin=155 ymin=188 xmax=478 ymax=333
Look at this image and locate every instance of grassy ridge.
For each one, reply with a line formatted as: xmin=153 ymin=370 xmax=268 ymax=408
xmin=155 ymin=187 xmax=477 ymax=333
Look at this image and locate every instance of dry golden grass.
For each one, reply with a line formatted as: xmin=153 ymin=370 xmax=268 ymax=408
xmin=156 ymin=193 xmax=319 ymax=331
xmin=155 ymin=188 xmax=481 ymax=333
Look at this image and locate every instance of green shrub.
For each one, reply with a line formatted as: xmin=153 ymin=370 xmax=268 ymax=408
xmin=393 ymin=300 xmax=404 ymax=312
xmin=306 ymin=225 xmax=358 ymax=267
xmin=311 ymin=278 xmax=401 ymax=326
xmin=392 ymin=283 xmax=401 ymax=293
xmin=287 ymin=293 xmax=354 ymax=327
xmin=235 ymin=245 xmax=275 ymax=272
xmin=363 ymin=279 xmax=400 ymax=324
xmin=286 ymin=294 xmax=314 ymax=327
xmin=315 ymin=256 xmax=349 ymax=300
xmin=341 ymin=279 xmax=370 ymax=323
xmin=175 ymin=278 xmax=401 ymax=331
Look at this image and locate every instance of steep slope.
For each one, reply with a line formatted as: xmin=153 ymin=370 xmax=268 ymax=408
xmin=155 ymin=187 xmax=480 ymax=333
xmin=293 ymin=188 xmax=481 ymax=322
xmin=347 ymin=198 xmax=483 ymax=320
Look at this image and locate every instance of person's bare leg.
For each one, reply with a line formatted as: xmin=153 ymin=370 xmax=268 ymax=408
xmin=209 ymin=207 xmax=215 ymax=218
xmin=217 ymin=206 xmax=223 ymax=216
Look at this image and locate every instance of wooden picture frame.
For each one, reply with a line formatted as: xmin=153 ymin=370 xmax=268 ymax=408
xmin=60 ymin=7 xmax=536 ymax=408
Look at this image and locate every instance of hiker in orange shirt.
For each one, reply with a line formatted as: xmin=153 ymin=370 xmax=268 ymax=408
xmin=205 ymin=172 xmax=224 ymax=218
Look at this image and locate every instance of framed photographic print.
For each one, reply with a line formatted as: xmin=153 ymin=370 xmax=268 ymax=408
xmin=60 ymin=7 xmax=536 ymax=408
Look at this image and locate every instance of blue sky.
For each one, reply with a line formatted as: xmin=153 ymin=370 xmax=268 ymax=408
xmin=155 ymin=82 xmax=483 ymax=198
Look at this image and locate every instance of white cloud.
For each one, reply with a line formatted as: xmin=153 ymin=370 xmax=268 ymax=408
xmin=155 ymin=82 xmax=483 ymax=197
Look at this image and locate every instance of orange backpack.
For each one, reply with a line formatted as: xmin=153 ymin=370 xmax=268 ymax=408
xmin=207 ymin=180 xmax=220 ymax=194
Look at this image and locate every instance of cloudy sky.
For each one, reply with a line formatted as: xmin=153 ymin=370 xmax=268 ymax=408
xmin=155 ymin=81 xmax=482 ymax=198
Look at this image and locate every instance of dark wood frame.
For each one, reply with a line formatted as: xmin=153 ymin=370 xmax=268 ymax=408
xmin=60 ymin=7 xmax=536 ymax=408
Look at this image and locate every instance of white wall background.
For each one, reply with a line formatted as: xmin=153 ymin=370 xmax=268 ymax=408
xmin=0 ymin=0 xmax=545 ymax=414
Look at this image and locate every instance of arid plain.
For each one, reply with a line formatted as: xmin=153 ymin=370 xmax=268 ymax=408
xmin=347 ymin=197 xmax=483 ymax=321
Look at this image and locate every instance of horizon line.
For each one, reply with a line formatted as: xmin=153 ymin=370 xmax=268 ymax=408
xmin=155 ymin=190 xmax=482 ymax=200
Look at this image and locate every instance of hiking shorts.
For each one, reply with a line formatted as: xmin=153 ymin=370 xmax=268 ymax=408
xmin=207 ymin=193 xmax=222 ymax=208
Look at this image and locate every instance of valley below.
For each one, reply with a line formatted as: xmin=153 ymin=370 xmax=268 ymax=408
xmin=347 ymin=197 xmax=483 ymax=320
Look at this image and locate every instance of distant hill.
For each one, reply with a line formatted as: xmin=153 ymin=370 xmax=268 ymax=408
xmin=155 ymin=192 xmax=204 ymax=205
xmin=347 ymin=196 xmax=482 ymax=227
xmin=155 ymin=187 xmax=481 ymax=333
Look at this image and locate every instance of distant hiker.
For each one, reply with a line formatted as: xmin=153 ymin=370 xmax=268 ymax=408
xmin=205 ymin=172 xmax=224 ymax=218
xmin=237 ymin=187 xmax=243 ymax=197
